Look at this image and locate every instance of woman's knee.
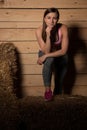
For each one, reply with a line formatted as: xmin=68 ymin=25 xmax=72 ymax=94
xmin=44 ymin=57 xmax=54 ymax=67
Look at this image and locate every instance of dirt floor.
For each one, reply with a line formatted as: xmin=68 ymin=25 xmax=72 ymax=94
xmin=0 ymin=91 xmax=87 ymax=130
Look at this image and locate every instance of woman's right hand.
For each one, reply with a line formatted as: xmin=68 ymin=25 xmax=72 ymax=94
xmin=37 ymin=54 xmax=47 ymax=65
xmin=46 ymin=26 xmax=52 ymax=37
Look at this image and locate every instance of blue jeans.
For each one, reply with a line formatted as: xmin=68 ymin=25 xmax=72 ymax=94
xmin=38 ymin=50 xmax=68 ymax=94
xmin=53 ymin=55 xmax=68 ymax=94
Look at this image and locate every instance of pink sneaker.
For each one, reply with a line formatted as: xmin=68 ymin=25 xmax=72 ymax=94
xmin=44 ymin=89 xmax=53 ymax=101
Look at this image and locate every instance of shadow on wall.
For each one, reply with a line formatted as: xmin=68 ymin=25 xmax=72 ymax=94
xmin=64 ymin=24 xmax=87 ymax=94
xmin=14 ymin=48 xmax=23 ymax=98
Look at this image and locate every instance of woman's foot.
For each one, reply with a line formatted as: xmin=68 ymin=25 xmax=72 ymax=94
xmin=44 ymin=89 xmax=53 ymax=101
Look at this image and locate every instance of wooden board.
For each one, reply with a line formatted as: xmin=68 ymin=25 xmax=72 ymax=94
xmin=0 ymin=9 xmax=87 ymax=22
xmin=21 ymin=63 xmax=87 ymax=75
xmin=21 ymin=74 xmax=87 ymax=87
xmin=0 ymin=0 xmax=87 ymax=8
xmin=0 ymin=28 xmax=87 ymax=41
xmin=22 ymin=85 xmax=87 ymax=96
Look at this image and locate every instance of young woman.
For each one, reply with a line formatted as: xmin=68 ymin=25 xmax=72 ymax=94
xmin=35 ymin=7 xmax=69 ymax=101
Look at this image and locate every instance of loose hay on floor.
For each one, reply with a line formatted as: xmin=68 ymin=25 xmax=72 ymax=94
xmin=18 ymin=95 xmax=87 ymax=130
xmin=0 ymin=95 xmax=87 ymax=130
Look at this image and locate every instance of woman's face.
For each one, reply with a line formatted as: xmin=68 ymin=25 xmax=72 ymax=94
xmin=44 ymin=12 xmax=58 ymax=28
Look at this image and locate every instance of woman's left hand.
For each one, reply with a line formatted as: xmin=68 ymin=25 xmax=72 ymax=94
xmin=37 ymin=55 xmax=47 ymax=65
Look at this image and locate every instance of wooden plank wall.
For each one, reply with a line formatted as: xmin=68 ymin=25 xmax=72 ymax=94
xmin=0 ymin=0 xmax=87 ymax=96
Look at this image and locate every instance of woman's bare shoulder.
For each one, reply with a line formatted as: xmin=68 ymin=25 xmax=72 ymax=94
xmin=35 ymin=25 xmax=42 ymax=35
xmin=60 ymin=24 xmax=68 ymax=35
xmin=60 ymin=24 xmax=68 ymax=30
xmin=61 ymin=24 xmax=68 ymax=31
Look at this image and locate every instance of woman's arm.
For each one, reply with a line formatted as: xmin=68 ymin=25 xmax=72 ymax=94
xmin=37 ymin=25 xmax=69 ymax=64
xmin=47 ymin=25 xmax=68 ymax=57
xmin=35 ymin=26 xmax=51 ymax=54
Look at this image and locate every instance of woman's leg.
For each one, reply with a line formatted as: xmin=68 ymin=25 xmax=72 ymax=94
xmin=38 ymin=50 xmax=54 ymax=100
xmin=38 ymin=50 xmax=54 ymax=88
xmin=42 ymin=57 xmax=54 ymax=88
xmin=42 ymin=57 xmax=54 ymax=100
xmin=53 ymin=55 xmax=68 ymax=95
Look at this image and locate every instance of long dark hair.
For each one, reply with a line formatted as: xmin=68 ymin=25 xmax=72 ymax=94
xmin=42 ymin=7 xmax=60 ymax=43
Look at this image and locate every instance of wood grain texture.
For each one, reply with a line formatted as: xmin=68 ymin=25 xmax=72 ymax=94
xmin=0 ymin=9 xmax=87 ymax=22
xmin=0 ymin=28 xmax=87 ymax=41
xmin=0 ymin=21 xmax=87 ymax=28
xmin=21 ymin=74 xmax=87 ymax=87
xmin=0 ymin=0 xmax=87 ymax=8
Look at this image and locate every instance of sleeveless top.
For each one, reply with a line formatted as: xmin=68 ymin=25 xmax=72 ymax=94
xmin=51 ymin=26 xmax=62 ymax=52
xmin=54 ymin=28 xmax=62 ymax=45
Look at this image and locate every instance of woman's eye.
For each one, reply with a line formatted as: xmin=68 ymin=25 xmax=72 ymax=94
xmin=47 ymin=17 xmax=51 ymax=19
xmin=53 ymin=17 xmax=57 ymax=20
xmin=47 ymin=16 xmax=57 ymax=20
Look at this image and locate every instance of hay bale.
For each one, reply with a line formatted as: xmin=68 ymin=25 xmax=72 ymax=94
xmin=0 ymin=89 xmax=20 ymax=130
xmin=0 ymin=42 xmax=20 ymax=130
xmin=0 ymin=42 xmax=17 ymax=93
